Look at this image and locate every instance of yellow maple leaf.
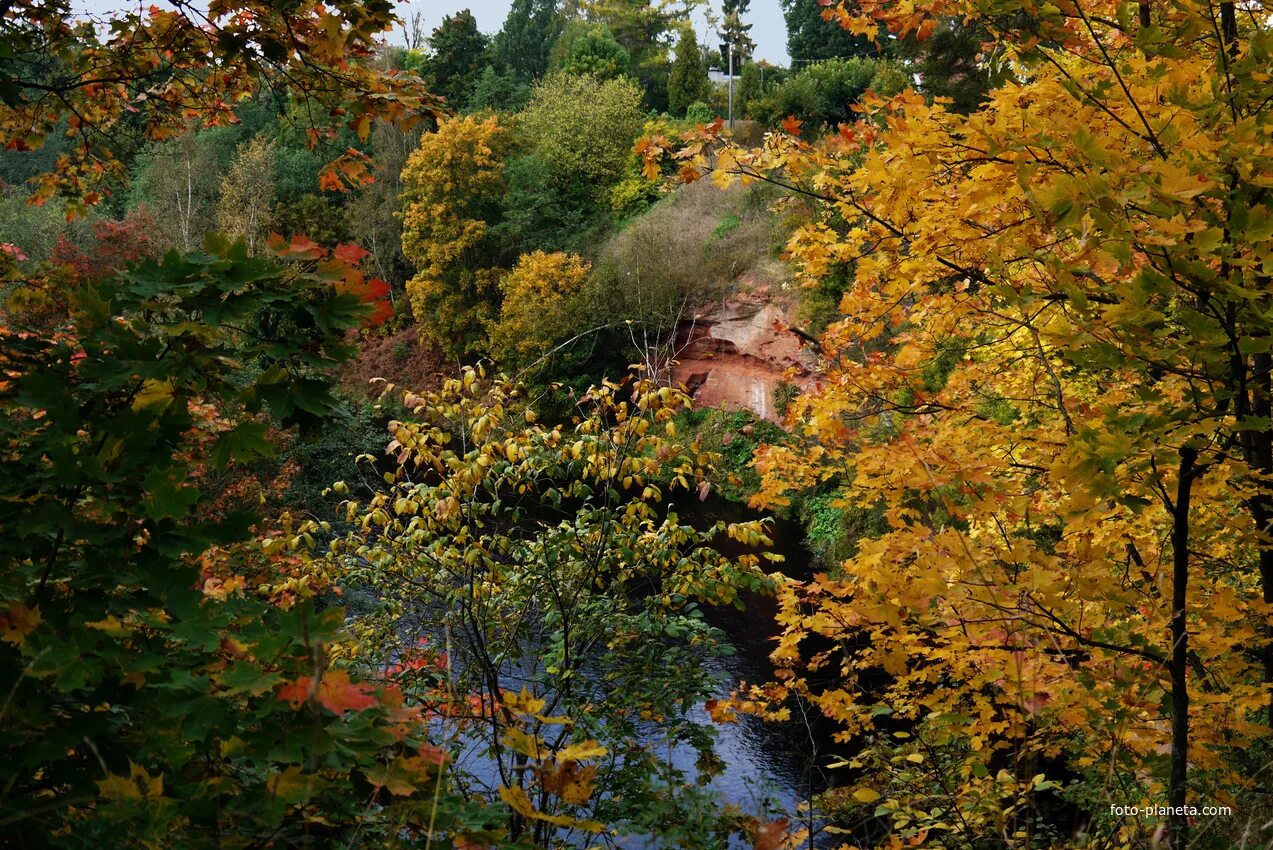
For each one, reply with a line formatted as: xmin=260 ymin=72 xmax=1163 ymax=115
xmin=0 ymin=603 xmax=41 ymax=644
xmin=497 ymin=784 xmax=605 ymax=833
xmin=555 ymin=739 xmax=608 ymax=762
xmin=131 ymin=378 xmax=174 ymax=412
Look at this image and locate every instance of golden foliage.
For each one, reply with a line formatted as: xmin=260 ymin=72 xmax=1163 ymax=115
xmin=643 ymin=0 xmax=1273 ymax=844
xmin=400 ymin=114 xmax=510 ymax=354
xmin=488 ymin=250 xmax=591 ymax=364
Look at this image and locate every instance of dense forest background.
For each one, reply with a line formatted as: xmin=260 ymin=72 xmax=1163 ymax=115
xmin=3 ymin=0 xmax=1272 ymax=848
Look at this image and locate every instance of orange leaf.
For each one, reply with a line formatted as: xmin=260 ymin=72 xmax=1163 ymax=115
xmin=333 ymin=242 xmax=369 ymax=266
xmin=277 ymin=670 xmax=379 ymax=714
xmin=755 ymin=817 xmax=790 ymax=850
xmin=318 ymin=169 xmax=344 ymax=192
xmin=705 ymin=698 xmax=738 ymax=723
xmin=0 ymin=603 xmax=41 ymax=645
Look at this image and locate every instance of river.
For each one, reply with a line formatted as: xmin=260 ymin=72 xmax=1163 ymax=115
xmin=663 ymin=492 xmax=843 ymax=843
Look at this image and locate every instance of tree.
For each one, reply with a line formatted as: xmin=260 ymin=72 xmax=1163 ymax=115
xmin=128 ymin=133 xmax=223 ymax=253
xmin=580 ymin=0 xmax=683 ymax=109
xmin=423 ymin=10 xmax=491 ymax=111
xmin=488 ymin=251 xmax=591 ymax=363
xmin=399 ymin=114 xmax=510 ymax=356
xmin=0 ymin=0 xmax=439 ymax=208
xmin=780 ymin=0 xmax=876 ymax=63
xmin=346 ymin=118 xmax=421 ymax=293
xmin=0 ymin=238 xmax=431 ymax=846
xmin=518 ymin=73 xmax=645 ymax=194
xmin=492 ymin=0 xmax=563 ymax=81
xmin=216 ymin=137 xmax=277 ymax=256
xmin=0 ymin=187 xmax=95 ymax=264
xmin=736 ymin=60 xmax=784 ymax=118
xmin=897 ymin=17 xmax=991 ymax=113
xmin=645 ymin=0 xmax=1273 ymax=845
xmin=494 ymin=154 xmax=601 ymax=255
xmin=298 ymin=369 xmax=776 ymax=844
xmin=47 ymin=206 xmax=160 ymax=284
xmin=551 ymin=22 xmax=633 ymax=80
xmin=274 ymin=192 xmax=351 ymax=247
xmin=469 ymin=67 xmax=533 ymax=113
xmin=747 ymin=57 xmax=884 ymax=130
xmin=719 ymin=0 xmax=755 ymax=63
xmin=668 ymin=28 xmax=712 ymax=117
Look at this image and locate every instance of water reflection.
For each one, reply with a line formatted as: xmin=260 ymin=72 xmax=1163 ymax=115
xmin=669 ymin=492 xmax=841 ymax=839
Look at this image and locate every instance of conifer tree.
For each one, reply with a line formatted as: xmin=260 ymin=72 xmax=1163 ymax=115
xmin=668 ymin=28 xmax=711 ymax=117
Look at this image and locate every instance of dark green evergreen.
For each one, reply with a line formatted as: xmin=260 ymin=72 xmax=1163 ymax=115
xmin=423 ymin=10 xmax=490 ymax=110
xmin=492 ymin=0 xmax=562 ymax=81
xmin=668 ymin=28 xmax=711 ymax=117
xmin=719 ymin=0 xmax=755 ymax=62
xmin=900 ymin=18 xmax=991 ymax=113
xmin=781 ymin=0 xmax=877 ymax=63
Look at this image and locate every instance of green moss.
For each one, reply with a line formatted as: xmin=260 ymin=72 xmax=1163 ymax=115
xmin=772 ymin=381 xmax=798 ymax=417
xmin=676 ymin=407 xmax=786 ymax=504
xmin=795 ymin=489 xmax=886 ymax=568
xmin=709 ymin=214 xmax=742 ymax=243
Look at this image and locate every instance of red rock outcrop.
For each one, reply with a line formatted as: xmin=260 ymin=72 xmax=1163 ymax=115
xmin=671 ymin=290 xmax=817 ymax=422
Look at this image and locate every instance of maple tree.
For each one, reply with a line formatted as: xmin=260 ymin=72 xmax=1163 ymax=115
xmin=0 ymin=0 xmax=441 ymax=209
xmin=641 ymin=0 xmax=1273 ymax=846
xmin=0 ymin=236 xmax=443 ymax=845
xmin=47 ymin=205 xmax=160 ymax=283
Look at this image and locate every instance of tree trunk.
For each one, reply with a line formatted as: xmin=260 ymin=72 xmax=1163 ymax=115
xmin=1169 ymin=446 xmax=1197 ymax=850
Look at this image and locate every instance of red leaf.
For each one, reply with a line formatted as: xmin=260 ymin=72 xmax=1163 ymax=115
xmin=781 ymin=115 xmax=803 ymax=136
xmin=277 ymin=670 xmax=379 ymax=714
xmin=333 ymin=242 xmax=370 ymax=266
xmin=289 ymin=235 xmax=324 ymax=257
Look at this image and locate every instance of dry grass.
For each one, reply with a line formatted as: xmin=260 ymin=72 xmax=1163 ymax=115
xmin=592 ymin=180 xmax=789 ymax=324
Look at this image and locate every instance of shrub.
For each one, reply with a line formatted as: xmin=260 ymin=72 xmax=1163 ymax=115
xmin=685 ymin=100 xmax=715 ymax=124
xmin=751 ymin=57 xmax=880 ymax=131
xmin=488 ymin=250 xmax=591 ymax=364
xmin=517 ymin=72 xmax=645 ymax=194
xmin=594 ymin=180 xmax=785 ymax=329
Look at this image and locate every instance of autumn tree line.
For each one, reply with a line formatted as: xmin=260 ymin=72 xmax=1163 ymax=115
xmin=3 ymin=0 xmax=1273 ymax=848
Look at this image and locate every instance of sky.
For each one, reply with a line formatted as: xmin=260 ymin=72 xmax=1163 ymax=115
xmin=393 ymin=0 xmax=792 ymax=65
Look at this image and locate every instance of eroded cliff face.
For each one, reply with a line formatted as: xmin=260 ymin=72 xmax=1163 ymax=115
xmin=671 ymin=289 xmax=817 ymax=422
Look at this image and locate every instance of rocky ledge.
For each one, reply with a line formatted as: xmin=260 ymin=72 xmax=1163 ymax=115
xmin=670 ymin=289 xmax=817 ymax=423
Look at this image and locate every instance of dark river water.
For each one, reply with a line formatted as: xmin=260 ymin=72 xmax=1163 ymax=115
xmin=668 ymin=493 xmax=840 ymax=831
